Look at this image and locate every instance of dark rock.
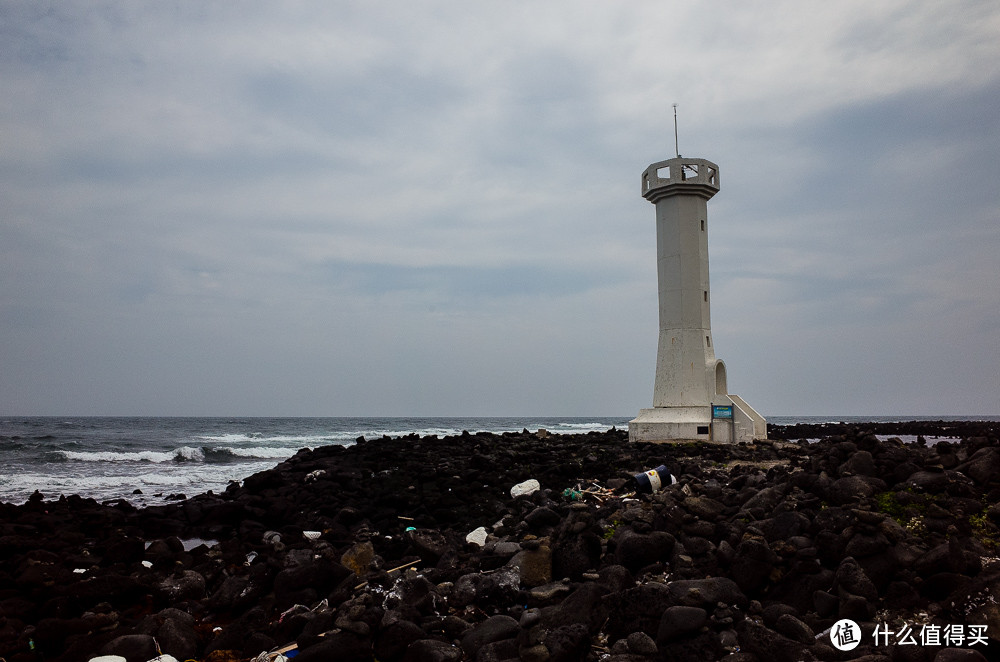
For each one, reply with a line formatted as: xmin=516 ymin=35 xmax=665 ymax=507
xmin=736 ymin=619 xmax=804 ymax=662
xmin=509 ymin=543 xmax=553 ymax=587
xmin=403 ymin=639 xmax=463 ymax=662
xmin=773 ymin=613 xmax=813 ymax=644
xmin=684 ymin=496 xmax=726 ymax=520
xmin=615 ymin=531 xmax=675 ymax=573
xmin=956 ymin=448 xmax=1000 ymax=485
xmin=663 ymin=577 xmax=747 ymax=609
xmin=156 ymin=569 xmax=206 ymax=602
xmin=840 ymin=450 xmax=878 ymax=477
xmin=294 ymin=630 xmax=372 ymax=662
xmin=626 ymin=630 xmax=658 ymax=655
xmin=407 ymin=529 xmax=453 ymax=565
xmin=830 ymin=475 xmax=886 ymax=505
xmin=597 ymin=565 xmax=635 ymax=593
xmin=154 ymin=612 xmax=199 ymax=661
xmin=524 ymin=506 xmax=562 ymax=530
xmin=460 ymin=615 xmax=519 ymax=657
xmin=730 ymin=537 xmax=776 ymax=592
xmin=543 ymin=623 xmax=590 ymax=662
xmin=475 ymin=637 xmax=519 ymax=662
xmin=601 ymin=582 xmax=672 ymax=639
xmin=835 ymin=556 xmax=878 ymax=602
xmin=657 ymin=605 xmax=707 ymax=643
xmin=757 ymin=511 xmax=810 ymax=542
xmin=551 ymin=531 xmax=601 ymax=580
xmin=934 ymin=649 xmax=989 ymax=662
xmin=98 ymin=634 xmax=159 ymax=662
xmin=545 ymin=582 xmax=607 ymax=631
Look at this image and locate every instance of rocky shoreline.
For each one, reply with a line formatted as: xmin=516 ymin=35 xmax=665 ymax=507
xmin=2 ymin=420 xmax=1000 ymax=662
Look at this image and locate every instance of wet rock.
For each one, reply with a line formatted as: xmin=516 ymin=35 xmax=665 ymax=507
xmin=407 ymin=529 xmax=453 ymax=565
xmin=157 ymin=569 xmax=206 ymax=602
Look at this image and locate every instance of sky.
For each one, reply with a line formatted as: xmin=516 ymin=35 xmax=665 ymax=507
xmin=2 ymin=1 xmax=998 ymax=417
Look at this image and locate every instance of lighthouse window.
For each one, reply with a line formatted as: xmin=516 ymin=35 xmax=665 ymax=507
xmin=704 ymin=291 xmax=708 ymax=302
xmin=706 ymin=335 xmax=711 ymax=347
xmin=701 ymin=220 xmax=705 ymax=231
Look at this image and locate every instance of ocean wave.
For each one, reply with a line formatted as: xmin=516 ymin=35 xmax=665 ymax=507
xmin=58 ymin=444 xmax=304 ymax=464
xmin=196 ymin=433 xmax=349 ymax=445
xmin=59 ymin=446 xmax=207 ymax=463
xmin=201 ymin=446 xmax=299 ymax=461
xmin=547 ymin=422 xmax=617 ymax=431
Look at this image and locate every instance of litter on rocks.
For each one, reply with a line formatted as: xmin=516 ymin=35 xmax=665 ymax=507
xmin=632 ymin=464 xmax=676 ymax=493
xmin=510 ymin=478 xmax=540 ymax=498
xmin=466 ymin=525 xmax=488 ymax=546
xmin=561 ymin=480 xmax=630 ymax=503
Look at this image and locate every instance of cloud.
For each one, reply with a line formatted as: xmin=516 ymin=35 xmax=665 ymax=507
xmin=1 ymin=1 xmax=998 ymax=415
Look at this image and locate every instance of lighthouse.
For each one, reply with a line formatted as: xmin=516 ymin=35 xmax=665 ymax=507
xmin=628 ymin=155 xmax=766 ymax=443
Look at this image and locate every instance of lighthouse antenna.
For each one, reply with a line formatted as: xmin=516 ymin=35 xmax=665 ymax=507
xmin=672 ymin=103 xmax=679 ymax=158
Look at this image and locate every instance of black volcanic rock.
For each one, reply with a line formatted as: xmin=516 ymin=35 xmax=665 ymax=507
xmin=1 ymin=420 xmax=999 ymax=660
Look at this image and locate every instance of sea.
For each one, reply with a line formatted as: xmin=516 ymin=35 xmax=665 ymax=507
xmin=1 ymin=415 xmax=997 ymax=507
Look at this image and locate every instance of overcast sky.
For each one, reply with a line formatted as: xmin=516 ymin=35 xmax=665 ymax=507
xmin=2 ymin=1 xmax=998 ymax=417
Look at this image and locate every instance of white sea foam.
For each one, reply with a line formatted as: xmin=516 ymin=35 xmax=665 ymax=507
xmin=549 ymin=422 xmax=617 ymax=432
xmin=197 ymin=433 xmax=348 ymax=445
xmin=61 ymin=449 xmax=189 ymax=463
xmin=225 ymin=446 xmax=300 ymax=459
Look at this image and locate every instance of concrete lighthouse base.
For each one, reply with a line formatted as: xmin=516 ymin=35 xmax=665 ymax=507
xmin=629 ymin=395 xmax=766 ymax=444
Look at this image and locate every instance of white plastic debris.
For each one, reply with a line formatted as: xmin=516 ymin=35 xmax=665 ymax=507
xmin=304 ymin=469 xmax=327 ymax=482
xmin=141 ymin=560 xmax=153 ymax=568
xmin=302 ymin=530 xmax=322 ymax=540
xmin=88 ymin=656 xmax=127 ymax=662
xmin=510 ymin=479 xmax=540 ymax=498
xmin=146 ymin=655 xmax=180 ymax=662
xmin=465 ymin=526 xmax=488 ymax=547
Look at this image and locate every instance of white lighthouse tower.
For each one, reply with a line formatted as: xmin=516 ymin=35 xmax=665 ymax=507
xmin=628 ymin=155 xmax=766 ymax=443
